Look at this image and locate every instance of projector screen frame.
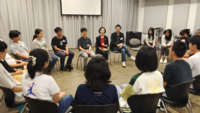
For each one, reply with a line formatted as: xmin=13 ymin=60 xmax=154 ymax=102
xmin=60 ymin=0 xmax=102 ymax=16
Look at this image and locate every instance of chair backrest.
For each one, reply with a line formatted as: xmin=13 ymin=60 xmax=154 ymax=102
xmin=129 ymin=39 xmax=140 ymax=47
xmin=24 ymin=96 xmax=58 ymax=113
xmin=127 ymin=93 xmax=162 ymax=113
xmin=74 ymin=104 xmax=119 ymax=113
xmin=192 ymin=75 xmax=200 ymax=94
xmin=168 ymin=80 xmax=194 ymax=107
xmin=0 ymin=86 xmax=15 ymax=108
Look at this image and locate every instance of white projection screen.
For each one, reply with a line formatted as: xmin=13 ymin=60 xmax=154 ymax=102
xmin=60 ymin=0 xmax=102 ymax=15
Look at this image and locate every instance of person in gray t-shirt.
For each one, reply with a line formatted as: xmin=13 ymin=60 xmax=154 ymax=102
xmin=9 ymin=30 xmax=30 ymax=62
xmin=32 ymin=29 xmax=58 ymax=73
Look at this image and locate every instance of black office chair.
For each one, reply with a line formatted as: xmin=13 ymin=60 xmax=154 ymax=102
xmin=23 ymin=96 xmax=58 ymax=113
xmin=189 ymin=75 xmax=200 ymax=95
xmin=127 ymin=93 xmax=162 ymax=113
xmin=160 ymin=80 xmax=194 ymax=113
xmin=0 ymin=86 xmax=26 ymax=112
xmin=73 ymin=104 xmax=120 ymax=113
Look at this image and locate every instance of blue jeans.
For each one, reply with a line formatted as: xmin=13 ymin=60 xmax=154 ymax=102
xmin=54 ymin=50 xmax=74 ymax=69
xmin=58 ymin=94 xmax=73 ymax=113
xmin=113 ymin=44 xmax=131 ymax=62
xmin=48 ymin=52 xmax=58 ymax=70
xmin=115 ymin=84 xmax=128 ymax=99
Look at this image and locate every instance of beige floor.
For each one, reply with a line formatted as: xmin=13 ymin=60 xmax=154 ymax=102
xmin=0 ymin=47 xmax=200 ymax=113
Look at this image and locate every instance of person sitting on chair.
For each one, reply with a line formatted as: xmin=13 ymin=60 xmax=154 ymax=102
xmin=33 ymin=29 xmax=58 ymax=73
xmin=21 ymin=49 xmax=73 ymax=113
xmin=0 ymin=41 xmax=25 ymax=103
xmin=160 ymin=29 xmax=174 ymax=63
xmin=115 ymin=46 xmax=165 ymax=109
xmin=95 ymin=27 xmax=109 ymax=61
xmin=160 ymin=41 xmax=193 ymax=111
xmin=145 ymin=27 xmax=156 ymax=50
xmin=187 ymin=35 xmax=200 ymax=80
xmin=78 ymin=28 xmax=95 ymax=71
xmin=51 ymin=27 xmax=74 ymax=71
xmin=9 ymin=30 xmax=30 ymax=62
xmin=0 ymin=41 xmax=26 ymax=81
xmin=72 ymin=56 xmax=119 ymax=107
xmin=110 ymin=24 xmax=135 ymax=67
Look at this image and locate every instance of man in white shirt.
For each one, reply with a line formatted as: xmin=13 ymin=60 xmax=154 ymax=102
xmin=9 ymin=30 xmax=30 ymax=62
xmin=187 ymin=35 xmax=200 ymax=78
xmin=0 ymin=41 xmax=24 ymax=102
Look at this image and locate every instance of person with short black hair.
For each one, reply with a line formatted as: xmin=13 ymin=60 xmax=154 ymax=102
xmin=78 ymin=27 xmax=95 ymax=71
xmin=72 ymin=56 xmax=119 ymax=107
xmin=179 ymin=29 xmax=190 ymax=50
xmin=9 ymin=30 xmax=30 ymax=62
xmin=95 ymin=27 xmax=109 ymax=60
xmin=33 ymin=29 xmax=58 ymax=73
xmin=0 ymin=41 xmax=26 ymax=81
xmin=51 ymin=27 xmax=74 ymax=71
xmin=160 ymin=29 xmax=174 ymax=63
xmin=21 ymin=49 xmax=73 ymax=113
xmin=145 ymin=27 xmax=156 ymax=50
xmin=115 ymin=46 xmax=165 ymax=109
xmin=110 ymin=24 xmax=135 ymax=67
xmin=187 ymin=35 xmax=200 ymax=80
xmin=161 ymin=42 xmax=192 ymax=105
xmin=0 ymin=41 xmax=25 ymax=103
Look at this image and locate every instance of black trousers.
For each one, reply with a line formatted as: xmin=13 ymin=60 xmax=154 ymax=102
xmin=161 ymin=46 xmax=171 ymax=56
xmin=96 ymin=49 xmax=109 ymax=60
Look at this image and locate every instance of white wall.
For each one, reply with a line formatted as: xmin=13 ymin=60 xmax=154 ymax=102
xmin=138 ymin=0 xmax=200 ymax=36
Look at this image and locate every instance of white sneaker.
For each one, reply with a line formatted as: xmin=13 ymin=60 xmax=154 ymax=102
xmin=160 ymin=59 xmax=163 ymax=63
xmin=163 ymin=59 xmax=167 ymax=63
xmin=130 ymin=56 xmax=135 ymax=61
xmin=122 ymin=61 xmax=126 ymax=67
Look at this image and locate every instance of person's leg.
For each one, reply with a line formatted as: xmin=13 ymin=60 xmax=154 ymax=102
xmin=57 ymin=94 xmax=73 ymax=113
xmin=66 ymin=50 xmax=74 ymax=65
xmin=54 ymin=51 xmax=67 ymax=69
xmin=89 ymin=50 xmax=95 ymax=57
xmin=160 ymin=46 xmax=165 ymax=60
xmin=96 ymin=49 xmax=106 ymax=59
xmin=122 ymin=44 xmax=131 ymax=57
xmin=165 ymin=46 xmax=170 ymax=60
xmin=105 ymin=51 xmax=109 ymax=60
xmin=80 ymin=51 xmax=89 ymax=66
xmin=115 ymin=85 xmax=122 ymax=99
xmin=48 ymin=52 xmax=58 ymax=71
xmin=121 ymin=48 xmax=126 ymax=62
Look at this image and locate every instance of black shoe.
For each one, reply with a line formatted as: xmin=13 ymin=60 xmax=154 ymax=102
xmin=66 ymin=65 xmax=73 ymax=71
xmin=60 ymin=67 xmax=67 ymax=71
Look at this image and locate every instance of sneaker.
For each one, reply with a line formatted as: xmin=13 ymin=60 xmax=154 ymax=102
xmin=122 ymin=61 xmax=126 ymax=67
xmin=163 ymin=59 xmax=167 ymax=63
xmin=130 ymin=56 xmax=135 ymax=61
xmin=160 ymin=59 xmax=163 ymax=63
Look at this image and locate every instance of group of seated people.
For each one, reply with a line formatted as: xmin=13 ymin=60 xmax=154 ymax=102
xmin=0 ymin=31 xmax=200 ymax=112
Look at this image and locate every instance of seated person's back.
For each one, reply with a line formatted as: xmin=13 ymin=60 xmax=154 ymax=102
xmin=73 ymin=57 xmax=119 ymax=107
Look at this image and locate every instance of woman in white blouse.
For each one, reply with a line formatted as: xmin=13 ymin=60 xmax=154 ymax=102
xmin=160 ymin=29 xmax=174 ymax=63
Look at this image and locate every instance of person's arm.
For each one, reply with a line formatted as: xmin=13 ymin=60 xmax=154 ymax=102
xmin=65 ymin=44 xmax=68 ymax=52
xmin=167 ymin=36 xmax=174 ymax=46
xmin=145 ymin=37 xmax=151 ymax=46
xmin=163 ymin=65 xmax=172 ymax=88
xmin=163 ymin=82 xmax=168 ymax=87
xmin=162 ymin=35 xmax=166 ymax=46
xmin=111 ymin=33 xmax=118 ymax=47
xmin=46 ymin=47 xmax=49 ymax=53
xmin=53 ymin=46 xmax=65 ymax=52
xmin=15 ymin=52 xmax=29 ymax=59
xmin=88 ymin=45 xmax=92 ymax=52
xmin=153 ymin=38 xmax=156 ymax=47
xmin=52 ymin=91 xmax=66 ymax=103
xmin=121 ymin=33 xmax=125 ymax=44
xmin=12 ymin=85 xmax=22 ymax=92
xmin=96 ymin=37 xmax=101 ymax=49
xmin=8 ymin=62 xmax=26 ymax=68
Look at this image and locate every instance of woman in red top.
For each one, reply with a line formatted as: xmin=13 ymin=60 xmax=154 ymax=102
xmin=95 ymin=27 xmax=109 ymax=60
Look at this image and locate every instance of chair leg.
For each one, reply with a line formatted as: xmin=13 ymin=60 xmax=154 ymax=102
xmin=188 ymin=100 xmax=193 ymax=113
xmin=186 ymin=104 xmax=191 ymax=113
xmin=20 ymin=103 xmax=27 ymax=113
xmin=80 ymin=57 xmax=82 ymax=71
xmin=114 ymin=52 xmax=115 ymax=65
xmin=77 ymin=56 xmax=80 ymax=68
xmin=161 ymin=100 xmax=168 ymax=113
xmin=109 ymin=52 xmax=112 ymax=65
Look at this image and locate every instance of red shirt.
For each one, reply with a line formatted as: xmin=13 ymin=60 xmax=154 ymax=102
xmin=100 ymin=37 xmax=104 ymax=49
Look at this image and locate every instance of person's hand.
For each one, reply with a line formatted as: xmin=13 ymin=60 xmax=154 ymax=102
xmin=118 ymin=44 xmax=123 ymax=49
xmin=122 ymin=86 xmax=127 ymax=90
xmin=21 ymin=62 xmax=27 ymax=65
xmin=48 ymin=54 xmax=52 ymax=58
xmin=86 ymin=51 xmax=90 ymax=54
xmin=151 ymin=46 xmax=154 ymax=48
xmin=17 ymin=69 xmax=23 ymax=75
xmin=64 ymin=51 xmax=69 ymax=55
xmin=164 ymin=45 xmax=167 ymax=48
xmin=102 ymin=43 xmax=105 ymax=46
xmin=102 ymin=48 xmax=106 ymax=51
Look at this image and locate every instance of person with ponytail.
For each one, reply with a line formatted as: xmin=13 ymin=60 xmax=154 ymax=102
xmin=145 ymin=27 xmax=156 ymax=50
xmin=32 ymin=29 xmax=58 ymax=73
xmin=21 ymin=49 xmax=73 ymax=113
xmin=160 ymin=29 xmax=174 ymax=63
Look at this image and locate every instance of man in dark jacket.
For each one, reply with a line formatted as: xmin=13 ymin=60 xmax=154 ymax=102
xmin=110 ymin=24 xmax=135 ymax=67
